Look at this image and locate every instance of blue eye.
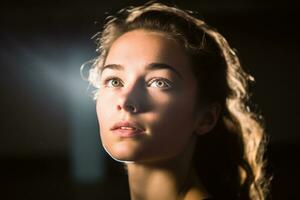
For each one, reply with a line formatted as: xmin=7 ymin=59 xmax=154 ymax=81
xmin=104 ymin=77 xmax=123 ymax=87
xmin=148 ymin=78 xmax=172 ymax=89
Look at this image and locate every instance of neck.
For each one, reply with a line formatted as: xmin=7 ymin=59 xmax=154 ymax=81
xmin=126 ymin=137 xmax=210 ymax=200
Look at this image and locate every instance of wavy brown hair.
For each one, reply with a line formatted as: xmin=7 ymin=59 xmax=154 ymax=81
xmin=86 ymin=2 xmax=269 ymax=199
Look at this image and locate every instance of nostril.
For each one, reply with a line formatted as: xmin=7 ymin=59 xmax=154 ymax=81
xmin=117 ymin=105 xmax=122 ymax=110
xmin=117 ymin=103 xmax=138 ymax=113
xmin=125 ymin=104 xmax=137 ymax=112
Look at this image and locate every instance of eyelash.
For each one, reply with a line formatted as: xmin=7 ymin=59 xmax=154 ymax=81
xmin=102 ymin=76 xmax=173 ymax=89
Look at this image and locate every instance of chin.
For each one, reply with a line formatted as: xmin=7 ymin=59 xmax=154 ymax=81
xmin=102 ymin=142 xmax=144 ymax=163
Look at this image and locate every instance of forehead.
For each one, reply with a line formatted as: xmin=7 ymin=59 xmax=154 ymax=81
xmin=104 ymin=29 xmax=192 ymax=75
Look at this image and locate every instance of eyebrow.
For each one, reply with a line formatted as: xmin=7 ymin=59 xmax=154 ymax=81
xmin=100 ymin=64 xmax=124 ymax=74
xmin=100 ymin=62 xmax=182 ymax=79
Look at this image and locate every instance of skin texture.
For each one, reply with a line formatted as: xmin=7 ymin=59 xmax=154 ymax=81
xmin=96 ymin=29 xmax=220 ymax=200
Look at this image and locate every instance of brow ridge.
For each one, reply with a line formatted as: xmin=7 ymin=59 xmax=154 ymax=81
xmin=101 ymin=62 xmax=182 ymax=79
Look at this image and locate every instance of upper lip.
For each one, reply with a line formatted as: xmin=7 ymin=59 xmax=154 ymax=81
xmin=110 ymin=121 xmax=145 ymax=131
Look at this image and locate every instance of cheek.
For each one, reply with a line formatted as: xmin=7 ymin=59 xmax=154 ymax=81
xmin=163 ymin=100 xmax=196 ymax=131
xmin=96 ymin=92 xmax=115 ymax=142
xmin=96 ymin=90 xmax=115 ymax=122
xmin=96 ymin=97 xmax=120 ymax=158
xmin=149 ymin=91 xmax=198 ymax=144
xmin=153 ymin=88 xmax=197 ymax=121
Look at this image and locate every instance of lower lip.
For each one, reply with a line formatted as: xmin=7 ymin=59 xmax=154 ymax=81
xmin=112 ymin=128 xmax=145 ymax=138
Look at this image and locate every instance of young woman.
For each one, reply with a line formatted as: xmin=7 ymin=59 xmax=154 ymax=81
xmin=85 ymin=2 xmax=269 ymax=200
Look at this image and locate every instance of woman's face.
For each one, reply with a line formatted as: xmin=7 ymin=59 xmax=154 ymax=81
xmin=96 ymin=29 xmax=200 ymax=163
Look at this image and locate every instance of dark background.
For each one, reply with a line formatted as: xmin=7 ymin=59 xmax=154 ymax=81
xmin=1 ymin=0 xmax=299 ymax=199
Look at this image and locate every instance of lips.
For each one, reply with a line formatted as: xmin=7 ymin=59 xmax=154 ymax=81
xmin=111 ymin=121 xmax=145 ymax=131
xmin=110 ymin=121 xmax=145 ymax=137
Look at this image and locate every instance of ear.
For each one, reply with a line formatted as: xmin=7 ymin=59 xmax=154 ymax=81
xmin=195 ymin=102 xmax=221 ymax=135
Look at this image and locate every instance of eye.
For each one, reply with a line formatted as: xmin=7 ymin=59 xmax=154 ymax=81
xmin=103 ymin=77 xmax=123 ymax=88
xmin=148 ymin=78 xmax=172 ymax=89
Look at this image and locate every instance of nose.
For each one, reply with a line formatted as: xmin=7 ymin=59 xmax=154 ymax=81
xmin=116 ymin=81 xmax=144 ymax=114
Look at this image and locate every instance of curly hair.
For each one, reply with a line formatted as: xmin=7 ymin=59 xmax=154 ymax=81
xmin=85 ymin=2 xmax=270 ymax=199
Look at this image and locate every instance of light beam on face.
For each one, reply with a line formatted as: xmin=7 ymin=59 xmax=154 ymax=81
xmin=96 ymin=29 xmax=200 ymax=164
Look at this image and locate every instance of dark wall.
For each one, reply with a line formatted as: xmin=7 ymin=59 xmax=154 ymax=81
xmin=1 ymin=0 xmax=299 ymax=199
